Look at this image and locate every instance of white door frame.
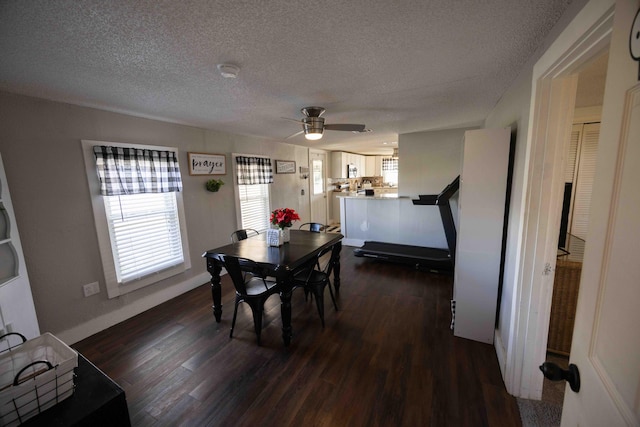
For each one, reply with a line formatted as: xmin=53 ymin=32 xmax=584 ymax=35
xmin=309 ymin=148 xmax=329 ymax=225
xmin=504 ymin=1 xmax=615 ymax=399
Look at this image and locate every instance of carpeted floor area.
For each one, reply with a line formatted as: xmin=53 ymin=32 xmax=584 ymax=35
xmin=517 ymin=396 xmax=562 ymax=426
xmin=517 ymin=353 xmax=568 ymax=426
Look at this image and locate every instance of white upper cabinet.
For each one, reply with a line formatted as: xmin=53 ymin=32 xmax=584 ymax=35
xmin=331 ymin=152 xmax=367 ymax=178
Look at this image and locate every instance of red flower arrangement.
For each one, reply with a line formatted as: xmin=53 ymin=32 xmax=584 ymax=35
xmin=270 ymin=208 xmax=300 ymax=229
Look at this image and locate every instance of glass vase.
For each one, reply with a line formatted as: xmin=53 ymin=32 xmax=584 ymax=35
xmin=282 ymin=227 xmax=290 ymax=243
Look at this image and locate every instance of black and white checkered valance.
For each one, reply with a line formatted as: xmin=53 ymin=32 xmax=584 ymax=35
xmin=93 ymin=146 xmax=183 ymax=196
xmin=236 ymin=156 xmax=273 ymax=185
xmin=382 ymin=158 xmax=398 ymax=171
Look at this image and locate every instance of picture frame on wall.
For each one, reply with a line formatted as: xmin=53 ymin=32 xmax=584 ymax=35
xmin=188 ymin=152 xmax=226 ymax=175
xmin=275 ymin=160 xmax=296 ymax=174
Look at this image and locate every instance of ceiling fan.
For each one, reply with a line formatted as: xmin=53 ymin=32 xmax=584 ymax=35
xmin=285 ymin=107 xmax=366 ymax=140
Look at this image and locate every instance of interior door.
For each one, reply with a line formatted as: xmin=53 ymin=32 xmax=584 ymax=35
xmin=310 ymin=153 xmax=327 ymax=226
xmin=561 ymin=4 xmax=640 ymax=425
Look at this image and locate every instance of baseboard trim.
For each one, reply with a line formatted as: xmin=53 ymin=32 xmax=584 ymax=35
xmin=494 ymin=329 xmax=510 ymax=393
xmin=57 ymin=272 xmax=211 ymax=345
xmin=343 ymin=238 xmax=365 ymax=247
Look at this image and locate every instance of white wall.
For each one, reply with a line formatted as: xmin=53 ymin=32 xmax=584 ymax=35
xmin=0 ymin=91 xmax=308 ymax=343
xmin=397 ymin=127 xmax=474 ymax=248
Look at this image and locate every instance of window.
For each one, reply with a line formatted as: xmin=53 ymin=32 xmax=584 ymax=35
xmin=82 ymin=140 xmax=191 ymax=298
xmin=312 ymin=159 xmax=324 ymax=195
xmin=233 ymin=155 xmax=273 ymax=232
xmin=104 ymin=192 xmax=184 ymax=283
xmin=237 ymin=183 xmax=270 ymax=231
xmin=382 ymin=157 xmax=398 ymax=186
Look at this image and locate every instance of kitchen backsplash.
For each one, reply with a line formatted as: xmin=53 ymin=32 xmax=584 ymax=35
xmin=329 ymin=176 xmax=384 ymax=191
xmin=360 ymin=176 xmax=384 ymax=187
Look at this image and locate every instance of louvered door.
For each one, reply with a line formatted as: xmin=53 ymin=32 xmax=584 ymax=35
xmin=569 ymin=123 xmax=600 ymax=240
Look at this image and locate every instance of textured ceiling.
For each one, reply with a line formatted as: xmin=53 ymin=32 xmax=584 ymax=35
xmin=0 ymin=0 xmax=574 ymax=155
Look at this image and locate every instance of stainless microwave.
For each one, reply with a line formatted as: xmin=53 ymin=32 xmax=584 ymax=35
xmin=347 ymin=163 xmax=358 ymax=178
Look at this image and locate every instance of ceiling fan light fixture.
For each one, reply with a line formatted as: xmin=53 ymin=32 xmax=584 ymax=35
xmin=304 ymin=131 xmax=323 ymax=140
xmin=303 ymin=116 xmax=324 ymax=140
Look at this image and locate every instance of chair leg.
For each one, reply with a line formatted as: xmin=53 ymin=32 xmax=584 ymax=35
xmin=230 ymin=297 xmax=241 ymax=339
xmin=247 ymin=300 xmax=264 ymax=346
xmin=313 ymin=285 xmax=325 ymax=328
xmin=327 ymin=279 xmax=338 ymax=311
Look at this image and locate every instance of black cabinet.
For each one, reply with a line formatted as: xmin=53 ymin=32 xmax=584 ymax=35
xmin=22 ymin=353 xmax=130 ymax=427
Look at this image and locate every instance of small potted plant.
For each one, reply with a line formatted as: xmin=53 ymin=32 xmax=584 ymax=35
xmin=205 ymin=178 xmax=224 ymax=192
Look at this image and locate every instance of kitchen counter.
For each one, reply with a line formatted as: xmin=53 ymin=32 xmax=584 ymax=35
xmin=337 ymin=192 xmax=406 ymax=199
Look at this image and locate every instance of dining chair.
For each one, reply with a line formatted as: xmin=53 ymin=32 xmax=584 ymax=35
xmin=230 ymin=228 xmax=259 ymax=243
xmin=220 ymin=255 xmax=281 ymax=345
xmin=292 ymin=244 xmax=339 ymax=327
xmin=298 ymin=222 xmax=326 ymax=232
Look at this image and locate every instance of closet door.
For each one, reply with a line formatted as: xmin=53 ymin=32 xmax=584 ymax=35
xmin=570 ymin=123 xmax=600 ymax=240
xmin=453 ymin=128 xmax=510 ymax=344
xmin=0 ymin=153 xmax=39 ymax=342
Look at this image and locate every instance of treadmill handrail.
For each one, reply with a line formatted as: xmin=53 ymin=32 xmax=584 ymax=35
xmin=412 ymin=175 xmax=460 ymax=205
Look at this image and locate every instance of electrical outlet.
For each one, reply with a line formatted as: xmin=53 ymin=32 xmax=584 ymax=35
xmin=83 ymin=281 xmax=100 ymax=297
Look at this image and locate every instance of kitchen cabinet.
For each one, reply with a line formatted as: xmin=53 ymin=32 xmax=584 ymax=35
xmin=0 ymin=153 xmax=40 ymax=340
xmin=365 ymin=156 xmax=380 ymax=176
xmin=453 ymin=128 xmax=510 ymax=344
xmin=331 ymin=152 xmax=365 ymax=178
xmin=375 ymin=156 xmax=383 ymax=176
xmin=331 ymin=152 xmax=347 ymax=178
xmin=365 ymin=156 xmax=373 ymax=176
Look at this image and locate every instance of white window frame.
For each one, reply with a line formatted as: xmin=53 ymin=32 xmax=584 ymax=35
xmin=82 ymin=140 xmax=191 ymax=298
xmin=231 ymin=153 xmax=271 ymax=232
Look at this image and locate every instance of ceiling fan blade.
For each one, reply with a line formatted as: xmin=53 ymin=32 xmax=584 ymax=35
xmin=281 ymin=117 xmax=302 ymax=123
xmin=285 ymin=130 xmax=304 ymax=139
xmin=324 ymin=123 xmax=366 ymax=132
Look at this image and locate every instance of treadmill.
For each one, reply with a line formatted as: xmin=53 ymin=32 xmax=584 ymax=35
xmin=353 ymin=176 xmax=460 ymax=272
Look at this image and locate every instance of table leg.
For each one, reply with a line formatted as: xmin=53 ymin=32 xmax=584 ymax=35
xmin=206 ymin=258 xmax=223 ymax=322
xmin=279 ymin=284 xmax=293 ymax=346
xmin=332 ymin=241 xmax=342 ymax=291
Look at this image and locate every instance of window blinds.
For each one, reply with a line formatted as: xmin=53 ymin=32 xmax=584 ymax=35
xmin=238 ymin=184 xmax=270 ymax=231
xmin=104 ymin=192 xmax=184 ymax=283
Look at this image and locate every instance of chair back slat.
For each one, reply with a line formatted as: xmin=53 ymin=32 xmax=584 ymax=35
xmin=299 ymin=222 xmax=326 ymax=232
xmin=315 ymin=245 xmax=338 ymax=275
xmin=231 ymin=228 xmax=259 ymax=243
xmin=221 ymin=255 xmax=248 ymax=294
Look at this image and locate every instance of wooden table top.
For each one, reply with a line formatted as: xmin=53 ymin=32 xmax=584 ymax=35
xmin=203 ymin=229 xmax=343 ymax=275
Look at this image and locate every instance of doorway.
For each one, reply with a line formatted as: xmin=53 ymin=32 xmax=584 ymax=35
xmin=543 ymin=49 xmax=608 ymax=412
xmin=505 ymin=1 xmax=614 ymax=403
xmin=309 ymin=151 xmax=328 ymax=226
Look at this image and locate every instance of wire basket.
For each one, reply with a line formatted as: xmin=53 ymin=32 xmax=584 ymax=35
xmin=0 ymin=332 xmax=78 ymax=426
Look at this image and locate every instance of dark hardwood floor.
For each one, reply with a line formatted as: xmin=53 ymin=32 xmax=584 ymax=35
xmin=73 ymin=249 xmax=522 ymax=426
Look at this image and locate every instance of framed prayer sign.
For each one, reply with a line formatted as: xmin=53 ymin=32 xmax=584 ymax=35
xmin=188 ymin=152 xmax=226 ymax=175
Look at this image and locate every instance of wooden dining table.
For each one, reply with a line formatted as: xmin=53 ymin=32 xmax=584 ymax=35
xmin=202 ymin=229 xmax=343 ymax=346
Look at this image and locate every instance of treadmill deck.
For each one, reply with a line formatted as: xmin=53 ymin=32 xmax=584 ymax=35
xmin=353 ymin=241 xmax=453 ymax=272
